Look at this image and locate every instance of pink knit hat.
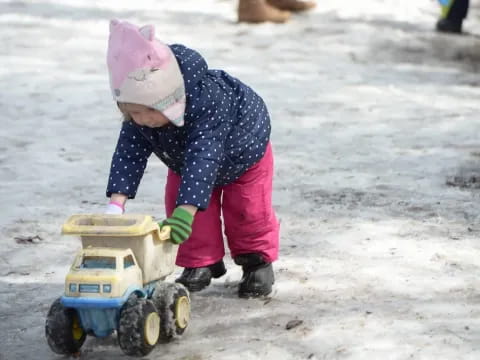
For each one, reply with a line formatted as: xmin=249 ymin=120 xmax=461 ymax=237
xmin=107 ymin=19 xmax=186 ymax=126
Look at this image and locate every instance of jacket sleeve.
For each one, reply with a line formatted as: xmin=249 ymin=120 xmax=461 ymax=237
xmin=106 ymin=121 xmax=153 ymax=199
xmin=176 ymin=86 xmax=233 ymax=210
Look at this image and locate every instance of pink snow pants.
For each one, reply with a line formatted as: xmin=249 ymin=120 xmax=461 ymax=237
xmin=165 ymin=143 xmax=280 ymax=268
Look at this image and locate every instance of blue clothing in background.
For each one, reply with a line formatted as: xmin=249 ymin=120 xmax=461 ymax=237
xmin=438 ymin=0 xmax=469 ymax=21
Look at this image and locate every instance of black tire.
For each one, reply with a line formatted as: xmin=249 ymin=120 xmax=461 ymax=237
xmin=117 ymin=296 xmax=160 ymax=357
xmin=152 ymin=282 xmax=191 ymax=340
xmin=45 ymin=298 xmax=86 ymax=355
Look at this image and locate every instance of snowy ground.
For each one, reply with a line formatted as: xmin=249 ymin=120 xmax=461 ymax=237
xmin=2 ymin=0 xmax=480 ymax=359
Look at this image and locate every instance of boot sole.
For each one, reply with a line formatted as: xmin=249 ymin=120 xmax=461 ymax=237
xmin=175 ymin=262 xmax=227 ymax=292
xmin=238 ymin=279 xmax=274 ymax=298
xmin=238 ymin=286 xmax=273 ymax=299
xmin=179 ymin=279 xmax=211 ymax=292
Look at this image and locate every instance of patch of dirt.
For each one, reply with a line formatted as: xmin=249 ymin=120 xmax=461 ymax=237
xmin=446 ymin=165 xmax=480 ymax=189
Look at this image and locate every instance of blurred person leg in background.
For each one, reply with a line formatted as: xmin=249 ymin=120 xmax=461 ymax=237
xmin=436 ymin=0 xmax=469 ymax=34
xmin=238 ymin=0 xmax=316 ymax=23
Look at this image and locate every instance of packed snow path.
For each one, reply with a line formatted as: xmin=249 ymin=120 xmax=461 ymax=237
xmin=1 ymin=0 xmax=480 ymax=359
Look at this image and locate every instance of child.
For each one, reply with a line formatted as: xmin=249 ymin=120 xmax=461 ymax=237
xmin=105 ymin=20 xmax=279 ymax=298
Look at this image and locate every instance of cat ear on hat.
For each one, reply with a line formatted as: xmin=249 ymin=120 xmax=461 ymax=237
xmin=109 ymin=19 xmax=120 ymax=33
xmin=139 ymin=25 xmax=155 ymax=41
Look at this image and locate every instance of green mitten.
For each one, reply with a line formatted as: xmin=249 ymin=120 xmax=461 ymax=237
xmin=160 ymin=207 xmax=194 ymax=245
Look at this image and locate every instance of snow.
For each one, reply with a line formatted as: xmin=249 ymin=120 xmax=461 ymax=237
xmin=2 ymin=0 xmax=480 ymax=359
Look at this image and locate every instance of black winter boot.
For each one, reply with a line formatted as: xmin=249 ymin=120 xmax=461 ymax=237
xmin=234 ymin=253 xmax=274 ymax=298
xmin=175 ymin=260 xmax=226 ymax=292
xmin=436 ymin=18 xmax=463 ymax=34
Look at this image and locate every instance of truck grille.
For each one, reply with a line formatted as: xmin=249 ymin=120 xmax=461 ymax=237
xmin=79 ymin=284 xmax=100 ymax=293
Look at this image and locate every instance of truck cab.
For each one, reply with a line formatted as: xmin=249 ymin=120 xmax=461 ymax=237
xmin=64 ymin=247 xmax=143 ymax=302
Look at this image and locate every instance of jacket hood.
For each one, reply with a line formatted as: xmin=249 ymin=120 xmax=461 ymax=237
xmin=169 ymin=44 xmax=208 ymax=94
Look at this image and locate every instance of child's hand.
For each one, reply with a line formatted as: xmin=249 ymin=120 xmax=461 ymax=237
xmin=105 ymin=201 xmax=124 ymax=214
xmin=105 ymin=194 xmax=127 ymax=214
xmin=159 ymin=207 xmax=194 ymax=244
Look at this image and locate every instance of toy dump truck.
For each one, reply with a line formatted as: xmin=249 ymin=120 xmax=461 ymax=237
xmin=45 ymin=214 xmax=190 ymax=357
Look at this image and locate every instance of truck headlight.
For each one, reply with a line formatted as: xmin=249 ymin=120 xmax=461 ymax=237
xmin=103 ymin=284 xmax=112 ymax=293
xmin=69 ymin=283 xmax=77 ymax=292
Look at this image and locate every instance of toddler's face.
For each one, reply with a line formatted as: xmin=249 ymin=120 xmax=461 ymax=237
xmin=120 ymin=103 xmax=170 ymax=128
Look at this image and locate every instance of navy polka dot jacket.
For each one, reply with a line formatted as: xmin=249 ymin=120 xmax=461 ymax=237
xmin=106 ymin=44 xmax=271 ymax=210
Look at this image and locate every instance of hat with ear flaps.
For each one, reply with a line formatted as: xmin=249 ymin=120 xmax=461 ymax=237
xmin=107 ymin=19 xmax=186 ymax=126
